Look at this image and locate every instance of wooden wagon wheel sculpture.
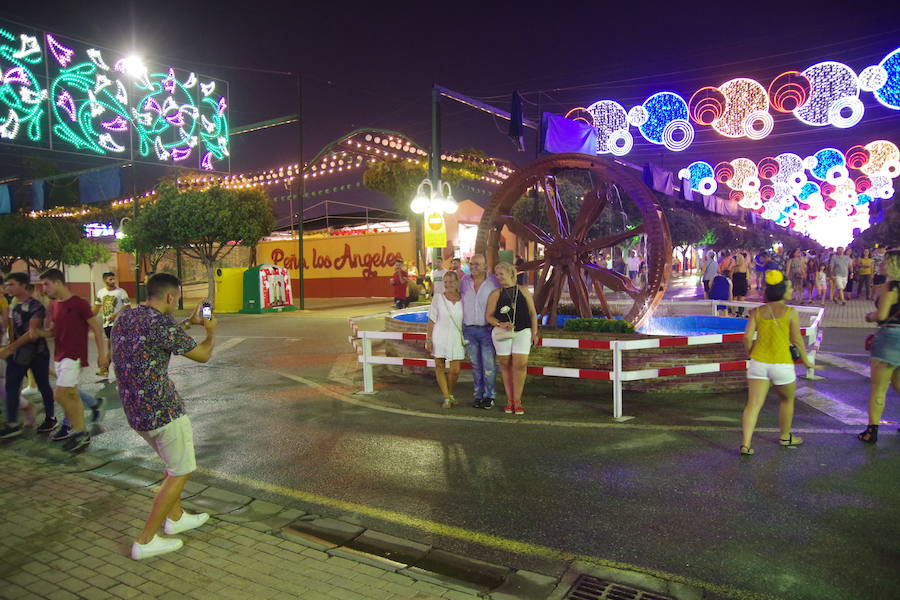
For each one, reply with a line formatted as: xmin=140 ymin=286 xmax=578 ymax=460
xmin=474 ymin=153 xmax=672 ymax=329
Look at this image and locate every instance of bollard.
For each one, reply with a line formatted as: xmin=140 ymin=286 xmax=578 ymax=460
xmin=612 ymin=340 xmax=624 ymax=419
xmin=361 ymin=334 xmax=376 ymax=394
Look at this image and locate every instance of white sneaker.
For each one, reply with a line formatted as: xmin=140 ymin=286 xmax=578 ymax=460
xmin=130 ymin=535 xmax=183 ymax=560
xmin=21 ymin=386 xmax=40 ymax=397
xmin=164 ymin=511 xmax=210 ymax=535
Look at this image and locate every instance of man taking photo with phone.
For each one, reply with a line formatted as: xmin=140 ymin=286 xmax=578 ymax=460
xmin=111 ymin=273 xmax=217 ymax=560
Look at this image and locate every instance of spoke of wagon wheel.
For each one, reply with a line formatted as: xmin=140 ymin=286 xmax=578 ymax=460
xmin=545 ymin=269 xmax=566 ymax=327
xmin=567 ymin=266 xmax=593 ymax=318
xmin=518 ymin=259 xmax=545 ymax=272
xmin=577 ymin=224 xmax=646 ymax=255
xmin=533 ymin=265 xmax=554 ymax=313
xmin=590 ymin=279 xmax=614 ymax=319
xmin=582 ymin=263 xmax=641 ymax=298
xmin=571 ymin=183 xmax=608 ymax=241
xmin=542 ymin=175 xmax=570 ymax=239
xmin=496 ymin=215 xmax=553 ymax=246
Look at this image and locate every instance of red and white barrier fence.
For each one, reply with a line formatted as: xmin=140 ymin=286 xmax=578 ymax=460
xmin=348 ymin=301 xmax=824 ymax=419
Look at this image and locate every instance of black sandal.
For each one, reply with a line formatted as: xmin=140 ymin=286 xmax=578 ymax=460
xmin=858 ymin=424 xmax=878 ymax=444
xmin=740 ymin=445 xmax=754 ymax=456
xmin=779 ymin=433 xmax=804 ymax=447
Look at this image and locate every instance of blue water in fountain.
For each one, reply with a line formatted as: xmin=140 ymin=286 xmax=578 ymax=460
xmin=392 ymin=310 xmax=745 ymax=336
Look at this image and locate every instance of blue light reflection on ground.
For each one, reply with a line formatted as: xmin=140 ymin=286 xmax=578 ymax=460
xmin=392 ymin=311 xmax=746 ymax=336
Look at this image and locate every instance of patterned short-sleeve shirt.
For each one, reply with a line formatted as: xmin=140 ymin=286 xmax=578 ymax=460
xmin=111 ymin=305 xmax=198 ymax=432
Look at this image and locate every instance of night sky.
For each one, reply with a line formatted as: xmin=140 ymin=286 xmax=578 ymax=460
xmin=3 ymin=1 xmax=900 ymax=188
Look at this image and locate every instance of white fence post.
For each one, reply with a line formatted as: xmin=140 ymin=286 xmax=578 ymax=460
xmin=361 ymin=333 xmax=375 ymax=394
xmin=612 ymin=340 xmax=624 ymax=420
xmin=803 ymin=327 xmax=824 ymax=380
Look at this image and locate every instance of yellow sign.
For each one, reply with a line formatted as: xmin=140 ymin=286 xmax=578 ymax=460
xmin=424 ymin=212 xmax=447 ymax=248
xmin=257 ymin=231 xmax=415 ymax=279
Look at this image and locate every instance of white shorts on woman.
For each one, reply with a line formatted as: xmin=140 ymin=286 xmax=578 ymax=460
xmin=492 ymin=328 xmax=532 ymax=356
xmin=746 ymin=359 xmax=796 ymax=386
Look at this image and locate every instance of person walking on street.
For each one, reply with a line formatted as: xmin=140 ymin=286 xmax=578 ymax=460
xmin=112 ymin=273 xmax=217 ymax=560
xmin=701 ymin=251 xmax=719 ymax=298
xmin=425 ymin=271 xmax=465 ymax=409
xmin=754 ymin=250 xmax=767 ymax=291
xmin=626 ymin=250 xmax=641 ymax=286
xmin=855 ymin=249 xmax=875 ymax=300
xmin=830 ymin=247 xmax=852 ymax=305
xmin=732 ymin=251 xmax=749 ymax=302
xmin=430 ymin=257 xmax=446 ymax=297
xmin=858 ymin=250 xmax=900 ymax=443
xmin=0 ymin=273 xmax=56 ymax=438
xmin=93 ymin=272 xmax=130 ymax=377
xmin=486 ymin=262 xmax=538 ymax=415
xmin=786 ymin=249 xmax=806 ymax=302
xmin=460 ymin=254 xmax=499 ymax=409
xmin=38 ymin=269 xmax=109 ymax=452
xmin=740 ymin=270 xmax=814 ymax=455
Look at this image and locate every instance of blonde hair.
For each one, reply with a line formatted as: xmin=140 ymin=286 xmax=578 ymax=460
xmin=494 ymin=261 xmax=516 ymax=280
xmin=885 ymin=251 xmax=900 ymax=281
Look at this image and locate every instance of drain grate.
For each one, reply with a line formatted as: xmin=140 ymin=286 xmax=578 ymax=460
xmin=565 ymin=575 xmax=674 ymax=600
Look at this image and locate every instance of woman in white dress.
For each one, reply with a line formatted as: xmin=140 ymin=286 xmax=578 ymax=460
xmin=425 ymin=271 xmax=466 ymax=408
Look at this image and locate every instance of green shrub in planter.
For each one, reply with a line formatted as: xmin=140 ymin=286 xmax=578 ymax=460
xmin=563 ymin=317 xmax=636 ymax=334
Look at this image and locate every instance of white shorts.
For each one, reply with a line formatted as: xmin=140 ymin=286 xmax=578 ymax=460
xmin=138 ymin=415 xmax=197 ymax=477
xmin=492 ymin=327 xmax=532 ymax=356
xmin=833 ymin=276 xmax=847 ymax=289
xmin=54 ymin=358 xmax=82 ymax=388
xmin=746 ymin=359 xmax=796 ymax=386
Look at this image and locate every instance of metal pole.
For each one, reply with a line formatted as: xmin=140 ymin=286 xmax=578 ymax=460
xmin=176 ymin=249 xmax=184 ymax=310
xmin=296 ymin=73 xmax=305 ymax=309
xmin=422 ymin=86 xmax=442 ymax=275
xmin=132 ymin=164 xmax=140 ymax=302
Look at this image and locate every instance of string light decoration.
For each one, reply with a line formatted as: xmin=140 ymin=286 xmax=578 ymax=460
xmin=768 ymin=71 xmax=811 ymax=112
xmin=0 ymin=20 xmax=229 ymax=169
xmin=712 ymin=78 xmax=770 ymax=138
xmin=677 ymin=160 xmax=717 ymax=195
xmin=681 ymin=140 xmax=898 ymax=245
xmin=688 ymin=87 xmax=725 ymax=125
xmin=793 ymin=61 xmax=860 ymax=127
xmin=872 ymin=47 xmax=900 ymax=109
xmin=586 ymin=99 xmax=629 ymax=154
xmin=637 ymin=92 xmax=692 ymax=151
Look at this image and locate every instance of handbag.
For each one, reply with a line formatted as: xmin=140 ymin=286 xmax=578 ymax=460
xmin=769 ymin=305 xmax=801 ymax=362
xmin=492 ymin=286 xmax=518 ymax=341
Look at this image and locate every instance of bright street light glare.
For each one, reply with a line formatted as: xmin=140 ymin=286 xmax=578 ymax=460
xmin=120 ymin=54 xmax=147 ymax=78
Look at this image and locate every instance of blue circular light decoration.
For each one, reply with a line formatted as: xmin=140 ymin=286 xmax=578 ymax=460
xmin=874 ymin=47 xmax=900 ymax=109
xmin=808 ymin=148 xmax=845 ymax=181
xmin=639 ymin=92 xmax=689 ymax=145
xmin=797 ymin=181 xmax=821 ymax=202
xmin=857 ymin=193 xmax=873 ymax=205
xmin=681 ymin=161 xmax=716 ymax=194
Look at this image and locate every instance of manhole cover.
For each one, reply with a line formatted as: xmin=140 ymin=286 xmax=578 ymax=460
xmin=566 ymin=575 xmax=674 ymax=600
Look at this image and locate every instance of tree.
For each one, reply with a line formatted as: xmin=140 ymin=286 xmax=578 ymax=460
xmin=0 ymin=215 xmax=27 ymax=274
xmin=61 ymin=238 xmax=111 ymax=268
xmin=17 ymin=218 xmax=84 ymax=273
xmin=127 ymin=184 xmax=275 ymax=305
xmin=363 ymin=151 xmax=493 ymax=269
xmin=666 ymin=208 xmax=708 ymax=272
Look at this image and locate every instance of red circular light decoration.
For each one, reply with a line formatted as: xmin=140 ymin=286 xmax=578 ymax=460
xmin=824 ymin=198 xmax=837 ymax=210
xmin=855 ymin=175 xmax=872 ymax=193
xmin=564 ymin=107 xmax=594 ymax=126
xmin=768 ymin=71 xmax=811 ymax=113
xmin=760 ymin=184 xmax=776 ymax=200
xmin=821 ymin=182 xmax=836 ymax=196
xmin=797 ymin=201 xmax=809 ymax=210
xmin=714 ymin=161 xmax=734 ymax=183
xmin=757 ymin=157 xmax=779 ymax=179
xmin=844 ymin=145 xmax=870 ymax=169
xmin=688 ymin=87 xmax=726 ymax=125
xmin=729 ymin=190 xmax=744 ymax=203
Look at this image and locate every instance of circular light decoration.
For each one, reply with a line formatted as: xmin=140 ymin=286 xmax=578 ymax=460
xmin=738 ymin=190 xmax=763 ymax=210
xmin=768 ymin=71 xmax=811 ymax=113
xmin=714 ymin=161 xmax=734 ymax=184
xmin=757 ymin=157 xmax=779 ymax=179
xmin=794 ymin=61 xmax=860 ymax=127
xmin=688 ymin=86 xmax=726 ymax=125
xmin=860 ymin=140 xmax=900 ymax=177
xmin=661 ymin=119 xmax=694 ymax=151
xmin=827 ymin=96 xmax=864 ymax=128
xmin=821 ymin=181 xmax=836 ymax=197
xmin=606 ymin=129 xmax=633 ymax=156
xmin=807 ymin=148 xmax=846 ymax=181
xmin=858 ymin=65 xmax=888 ymax=92
xmin=743 ymin=110 xmax=774 ymax=140
xmin=638 ymin=92 xmax=689 ymax=145
xmin=679 ymin=161 xmax=717 ymax=194
xmin=831 ymin=179 xmax=857 ymax=203
xmin=844 ymin=145 xmax=870 ymax=169
xmin=855 ymin=175 xmax=872 ymax=193
xmin=797 ymin=181 xmax=822 ymax=204
xmin=857 ymin=193 xmax=873 ymax=205
xmin=627 ymin=105 xmax=649 ymax=127
xmin=873 ymin=47 xmax=900 ymax=109
xmin=586 ymin=100 xmax=629 ymax=155
xmin=868 ymin=175 xmax=894 ymax=199
xmin=712 ymin=78 xmax=770 ymax=138
xmin=760 ymin=184 xmax=776 ymax=201
xmin=564 ymin=106 xmax=594 ymax=126
xmin=729 ymin=189 xmax=744 ymax=203
xmin=772 ymin=153 xmax=806 ymax=190
xmin=728 ymin=158 xmax=759 ymax=191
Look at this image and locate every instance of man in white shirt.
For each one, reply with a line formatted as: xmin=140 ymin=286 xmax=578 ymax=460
xmin=626 ymin=250 xmax=641 ymax=285
xmin=459 ymin=254 xmax=499 ymax=409
xmin=94 ymin=272 xmax=130 ymax=376
xmin=431 ymin=257 xmax=446 ymax=296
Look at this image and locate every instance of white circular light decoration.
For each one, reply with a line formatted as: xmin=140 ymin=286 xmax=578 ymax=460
xmin=727 ymin=157 xmax=758 ymax=191
xmin=883 ymin=159 xmax=900 ymax=178
xmin=858 ymin=65 xmax=888 ymax=92
xmin=803 ymin=155 xmax=818 ymax=170
xmin=789 ymin=173 xmax=808 ymax=194
xmin=712 ymin=78 xmax=770 ymax=138
xmin=828 ymin=96 xmax=864 ymax=128
xmin=793 ymin=61 xmax=860 ymax=127
xmin=861 ymin=140 xmax=900 ymax=177
xmin=743 ymin=110 xmax=774 ymax=140
xmin=606 ymin=129 xmax=633 ymax=156
xmin=587 ymin=100 xmax=629 ymax=155
xmin=772 ymin=153 xmax=805 ymax=185
xmin=627 ymin=105 xmax=649 ymax=127
xmin=677 ymin=168 xmax=690 ymax=180
xmin=698 ymin=177 xmax=717 ymax=195
xmin=826 ymin=165 xmax=850 ymax=184
xmin=661 ymin=119 xmax=694 ymax=151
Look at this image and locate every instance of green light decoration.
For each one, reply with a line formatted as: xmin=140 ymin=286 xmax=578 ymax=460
xmin=0 ymin=21 xmax=229 ymax=171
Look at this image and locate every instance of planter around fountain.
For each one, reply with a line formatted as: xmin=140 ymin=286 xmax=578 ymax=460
xmin=384 ymin=316 xmax=747 ymax=393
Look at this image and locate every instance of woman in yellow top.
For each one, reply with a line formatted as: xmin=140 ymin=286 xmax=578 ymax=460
xmin=854 ymin=248 xmax=875 ymax=300
xmin=740 ymin=270 xmax=814 ymax=455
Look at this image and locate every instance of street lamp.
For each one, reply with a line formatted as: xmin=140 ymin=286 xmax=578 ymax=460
xmin=410 ymin=178 xmax=458 ymax=215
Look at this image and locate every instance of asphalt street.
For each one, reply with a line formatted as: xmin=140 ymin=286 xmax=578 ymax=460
xmin=7 ymin=299 xmax=900 ymax=600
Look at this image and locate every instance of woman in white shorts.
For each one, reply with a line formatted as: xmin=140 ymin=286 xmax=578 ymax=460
xmin=740 ymin=270 xmax=814 ymax=456
xmin=425 ymin=270 xmax=466 ymax=409
xmin=486 ymin=262 xmax=538 ymax=415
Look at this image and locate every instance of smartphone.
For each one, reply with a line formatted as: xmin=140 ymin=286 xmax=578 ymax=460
xmin=201 ymin=302 xmax=213 ymax=320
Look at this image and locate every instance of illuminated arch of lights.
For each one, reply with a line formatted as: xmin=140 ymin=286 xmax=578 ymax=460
xmin=678 ymin=140 xmax=898 ymax=246
xmin=569 ymin=46 xmax=900 ymax=158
